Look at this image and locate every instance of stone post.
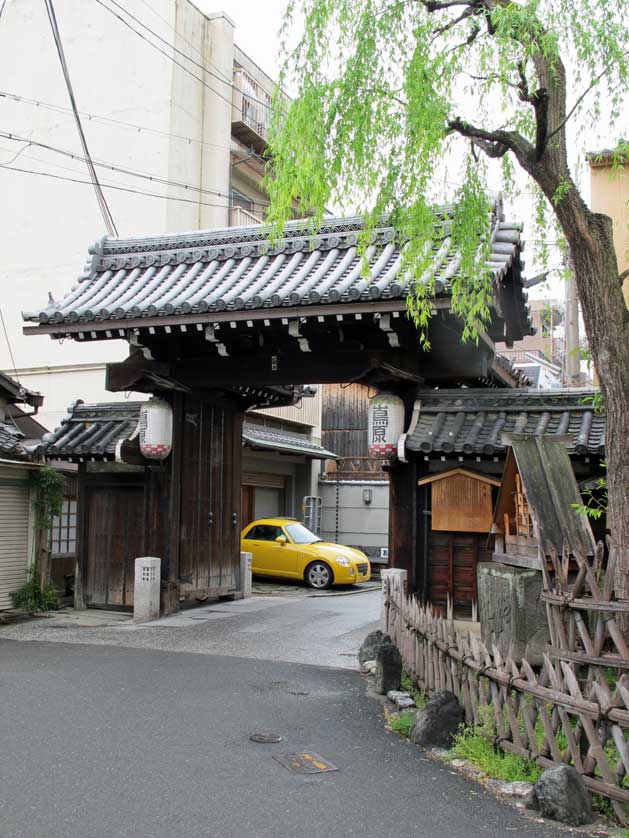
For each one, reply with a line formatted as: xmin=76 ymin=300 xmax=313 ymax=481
xmin=134 ymin=557 xmax=161 ymax=623
xmin=240 ymin=551 xmax=252 ymax=598
xmin=380 ymin=568 xmax=407 ymax=631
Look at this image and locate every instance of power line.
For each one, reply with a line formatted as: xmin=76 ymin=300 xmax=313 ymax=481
xmin=44 ymin=0 xmax=118 ymax=236
xmin=0 ymin=90 xmax=235 ymax=153
xmin=92 ymin=0 xmax=272 ymax=117
xmin=0 ymin=131 xmax=232 ymax=199
xmin=0 ymin=162 xmax=238 ymax=209
xmin=101 ymin=0 xmax=274 ymax=111
xmin=0 ymin=306 xmax=19 ymax=384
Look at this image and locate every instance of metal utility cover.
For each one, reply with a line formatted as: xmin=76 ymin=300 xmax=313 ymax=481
xmin=274 ymin=752 xmax=338 ymax=774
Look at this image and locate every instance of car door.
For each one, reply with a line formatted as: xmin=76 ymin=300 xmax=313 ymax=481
xmin=242 ymin=524 xmax=298 ymax=578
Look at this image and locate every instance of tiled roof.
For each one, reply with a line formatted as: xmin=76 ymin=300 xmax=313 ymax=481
xmin=33 ymin=401 xmax=337 ymax=461
xmin=23 ymin=201 xmax=530 ymax=336
xmin=34 ymin=401 xmax=140 ymax=460
xmin=0 ymin=422 xmax=29 ymax=459
xmin=243 ymin=423 xmax=337 ymax=459
xmin=406 ymin=389 xmax=604 ymax=457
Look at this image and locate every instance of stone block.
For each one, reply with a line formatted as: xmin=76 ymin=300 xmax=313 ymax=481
xmin=477 ymin=562 xmax=550 ymax=663
xmin=533 ymin=765 xmax=593 ymax=826
xmin=358 ymin=629 xmax=390 ymax=665
xmin=134 ymin=557 xmax=161 ymax=623
xmin=374 ymin=641 xmax=402 ymax=694
xmin=240 ymin=551 xmax=253 ymax=598
xmin=408 ymin=690 xmax=464 ymax=748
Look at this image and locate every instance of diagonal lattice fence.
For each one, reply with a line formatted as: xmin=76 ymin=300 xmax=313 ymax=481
xmin=383 ymin=541 xmax=629 ymax=823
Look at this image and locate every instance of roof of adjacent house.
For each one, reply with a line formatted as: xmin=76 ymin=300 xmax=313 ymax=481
xmin=33 ymin=401 xmax=337 ymax=461
xmin=0 ymin=423 xmax=29 ymax=459
xmin=22 ymin=199 xmax=532 ymax=343
xmin=405 ymin=388 xmax=604 ymax=457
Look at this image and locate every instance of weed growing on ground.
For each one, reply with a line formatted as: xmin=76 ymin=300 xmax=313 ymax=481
xmin=451 ymin=725 xmax=542 ymax=783
xmin=388 ymin=711 xmax=416 ymax=737
xmin=401 ymin=671 xmax=428 ymax=709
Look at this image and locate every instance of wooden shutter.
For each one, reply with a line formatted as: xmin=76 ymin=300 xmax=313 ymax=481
xmin=0 ymin=481 xmax=31 ymax=610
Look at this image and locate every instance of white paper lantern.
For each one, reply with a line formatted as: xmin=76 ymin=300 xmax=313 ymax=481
xmin=138 ymin=397 xmax=173 ymax=460
xmin=368 ymin=393 xmax=405 ymax=457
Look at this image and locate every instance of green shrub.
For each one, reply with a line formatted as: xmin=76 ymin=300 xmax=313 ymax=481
xmin=451 ymin=725 xmax=542 ymax=783
xmin=401 ymin=671 xmax=428 ymax=710
xmin=10 ymin=569 xmax=60 ymax=612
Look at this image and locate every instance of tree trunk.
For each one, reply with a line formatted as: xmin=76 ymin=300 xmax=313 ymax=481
xmin=557 ymin=204 xmax=629 ymax=604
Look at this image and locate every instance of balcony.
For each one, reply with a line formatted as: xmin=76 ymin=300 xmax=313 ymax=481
xmin=230 ymin=205 xmax=263 ymax=227
xmin=231 ymin=65 xmax=272 ymax=155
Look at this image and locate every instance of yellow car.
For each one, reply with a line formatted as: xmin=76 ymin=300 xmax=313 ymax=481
xmin=241 ymin=518 xmax=371 ymax=589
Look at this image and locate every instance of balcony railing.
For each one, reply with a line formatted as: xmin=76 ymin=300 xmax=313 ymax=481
xmin=230 ymin=205 xmax=263 ymax=227
xmin=231 ymin=66 xmax=272 ymax=153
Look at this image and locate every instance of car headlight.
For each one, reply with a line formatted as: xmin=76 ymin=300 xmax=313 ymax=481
xmin=335 ymin=556 xmax=351 ymax=567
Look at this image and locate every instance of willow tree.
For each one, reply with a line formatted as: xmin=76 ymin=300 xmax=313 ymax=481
xmin=265 ymin=0 xmax=629 ymax=591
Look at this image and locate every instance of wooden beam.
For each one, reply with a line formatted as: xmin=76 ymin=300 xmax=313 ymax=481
xmin=23 ymin=298 xmax=416 ymax=338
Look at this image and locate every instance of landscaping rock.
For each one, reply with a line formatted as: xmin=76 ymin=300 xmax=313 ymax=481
xmin=484 ymin=779 xmax=534 ymax=799
xmin=386 ymin=690 xmax=416 ymax=710
xmin=374 ymin=641 xmax=402 ymax=694
xmin=358 ymin=630 xmax=390 ymax=665
xmin=533 ymin=765 xmax=593 ymax=826
xmin=408 ymin=690 xmax=464 ymax=749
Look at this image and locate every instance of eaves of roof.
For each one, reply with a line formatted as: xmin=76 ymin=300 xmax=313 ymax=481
xmin=243 ymin=422 xmax=337 ymax=460
xmin=405 ymin=388 xmax=604 ymax=457
xmin=22 ymin=201 xmax=531 ymax=343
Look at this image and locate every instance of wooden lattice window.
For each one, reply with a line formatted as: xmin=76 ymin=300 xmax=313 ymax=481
xmin=50 ymin=499 xmax=77 ymax=557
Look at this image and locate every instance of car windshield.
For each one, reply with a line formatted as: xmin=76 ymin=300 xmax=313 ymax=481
xmin=285 ymin=523 xmax=321 ymax=544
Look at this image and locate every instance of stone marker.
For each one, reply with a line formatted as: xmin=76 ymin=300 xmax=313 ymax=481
xmin=477 ymin=562 xmax=550 ymax=664
xmin=240 ymin=551 xmax=253 ymax=598
xmin=532 ymin=765 xmax=593 ymax=826
xmin=408 ymin=690 xmax=464 ymax=748
xmin=133 ymin=557 xmax=161 ymax=623
xmin=374 ymin=641 xmax=402 ymax=694
xmin=358 ymin=629 xmax=390 ymax=665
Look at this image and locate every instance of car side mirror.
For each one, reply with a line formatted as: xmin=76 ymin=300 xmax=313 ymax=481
xmin=275 ymin=535 xmax=287 ymax=544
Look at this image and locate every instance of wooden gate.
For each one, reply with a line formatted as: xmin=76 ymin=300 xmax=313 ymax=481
xmin=85 ymin=484 xmax=145 ymax=608
xmin=428 ymin=531 xmax=492 ymax=618
xmin=178 ymin=394 xmax=242 ymax=601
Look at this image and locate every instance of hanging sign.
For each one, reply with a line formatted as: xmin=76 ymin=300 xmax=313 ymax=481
xmin=138 ymin=397 xmax=173 ymax=460
xmin=368 ymin=394 xmax=405 ymax=457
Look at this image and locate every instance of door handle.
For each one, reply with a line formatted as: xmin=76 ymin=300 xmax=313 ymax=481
xmin=208 ymin=511 xmax=214 ymax=527
xmin=232 ymin=512 xmax=238 ymax=527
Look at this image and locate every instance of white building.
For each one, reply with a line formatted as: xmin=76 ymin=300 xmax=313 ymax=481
xmin=0 ymin=0 xmax=325 ymax=527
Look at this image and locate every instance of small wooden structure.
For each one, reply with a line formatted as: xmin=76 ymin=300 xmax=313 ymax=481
xmin=417 ymin=469 xmax=500 ymax=618
xmin=491 ymin=434 xmax=596 ymax=570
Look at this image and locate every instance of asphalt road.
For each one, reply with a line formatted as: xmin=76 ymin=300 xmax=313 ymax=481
xmin=0 ymin=640 xmax=577 ymax=838
xmin=0 ymin=585 xmax=383 ymax=669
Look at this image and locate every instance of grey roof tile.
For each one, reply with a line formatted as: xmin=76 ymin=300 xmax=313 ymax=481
xmin=0 ymin=422 xmax=28 ymax=459
xmin=23 ymin=205 xmax=529 ymax=333
xmin=406 ymin=388 xmax=604 ymax=456
xmin=33 ymin=401 xmax=337 ymax=461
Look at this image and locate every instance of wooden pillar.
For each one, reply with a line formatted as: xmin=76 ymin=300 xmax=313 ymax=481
xmin=387 ymin=459 xmax=418 ymax=592
xmin=73 ymin=462 xmax=87 ymax=609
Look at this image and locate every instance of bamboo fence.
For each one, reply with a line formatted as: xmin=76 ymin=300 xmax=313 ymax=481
xmin=383 ymin=541 xmax=629 ymax=823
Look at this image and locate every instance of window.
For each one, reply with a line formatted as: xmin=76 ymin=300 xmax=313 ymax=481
xmin=245 ymin=524 xmax=283 ymax=541
xmin=285 ymin=523 xmax=321 ymax=545
xmin=50 ymin=499 xmax=77 ymax=556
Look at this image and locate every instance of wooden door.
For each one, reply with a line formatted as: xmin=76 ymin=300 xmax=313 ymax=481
xmin=85 ymin=486 xmax=144 ymax=608
xmin=178 ymin=394 xmax=242 ymax=600
xmin=428 ymin=531 xmax=491 ymax=618
xmin=241 ymin=486 xmax=255 ymax=528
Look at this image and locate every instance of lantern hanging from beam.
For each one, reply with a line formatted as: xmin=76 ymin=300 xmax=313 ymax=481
xmin=138 ymin=397 xmax=173 ymax=460
xmin=368 ymin=393 xmax=405 ymax=457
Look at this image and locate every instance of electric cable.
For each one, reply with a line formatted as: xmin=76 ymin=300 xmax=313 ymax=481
xmin=44 ymin=0 xmax=118 ymax=236
xmin=92 ymin=0 xmax=272 ymax=117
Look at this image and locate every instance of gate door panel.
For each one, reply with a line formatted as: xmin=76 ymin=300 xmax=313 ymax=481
xmin=85 ymin=486 xmax=144 ymax=607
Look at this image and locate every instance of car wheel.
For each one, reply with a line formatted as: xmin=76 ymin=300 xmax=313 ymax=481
xmin=305 ymin=561 xmax=333 ymax=590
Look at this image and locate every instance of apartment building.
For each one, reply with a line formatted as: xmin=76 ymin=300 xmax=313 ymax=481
xmin=0 ymin=0 xmax=326 ymax=528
